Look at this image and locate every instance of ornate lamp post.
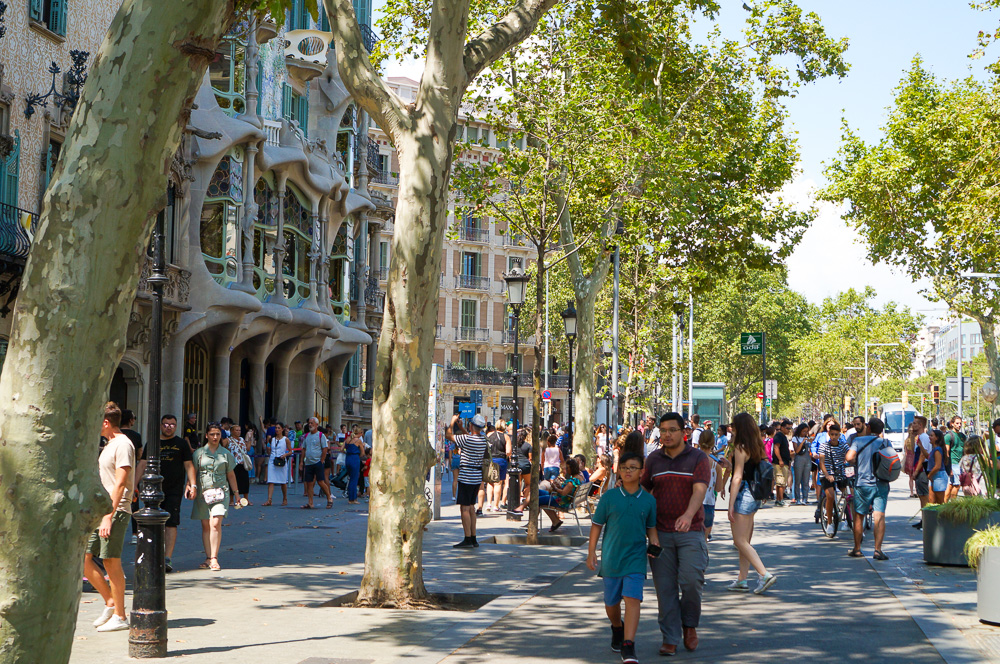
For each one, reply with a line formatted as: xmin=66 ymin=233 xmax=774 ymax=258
xmin=561 ymin=301 xmax=578 ymax=439
xmin=129 ymin=187 xmax=172 ymax=657
xmin=503 ymin=265 xmax=529 ymax=521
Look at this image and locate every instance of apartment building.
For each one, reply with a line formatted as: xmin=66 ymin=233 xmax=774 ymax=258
xmin=368 ymin=77 xmax=571 ymax=427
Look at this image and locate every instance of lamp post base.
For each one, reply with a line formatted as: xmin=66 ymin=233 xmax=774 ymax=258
xmin=506 ymin=470 xmax=522 ymax=521
xmin=129 ymin=506 xmax=169 ymax=658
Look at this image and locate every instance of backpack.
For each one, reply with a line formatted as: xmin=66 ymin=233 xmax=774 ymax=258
xmin=747 ymin=458 xmax=774 ymax=501
xmin=858 ymin=437 xmax=902 ymax=483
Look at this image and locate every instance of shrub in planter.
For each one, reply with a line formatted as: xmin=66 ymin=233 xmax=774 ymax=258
xmin=922 ymin=497 xmax=1000 ymax=566
xmin=965 ymin=525 xmax=1000 ymax=625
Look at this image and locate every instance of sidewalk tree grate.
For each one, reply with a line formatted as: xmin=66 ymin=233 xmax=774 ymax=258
xmin=295 ymin=659 xmax=374 ymax=664
xmin=321 ymin=590 xmax=500 ymax=611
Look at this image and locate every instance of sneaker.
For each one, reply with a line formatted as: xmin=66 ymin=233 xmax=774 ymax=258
xmin=825 ymin=523 xmax=834 ymax=535
xmin=620 ymin=640 xmax=638 ymax=664
xmin=706 ymin=535 xmax=713 ymax=542
xmin=475 ymin=509 xmax=483 ymax=517
xmin=92 ymin=605 xmax=115 ymax=627
xmin=164 ymin=558 xmax=173 ymax=574
xmin=611 ymin=625 xmax=624 ymax=652
xmin=453 ymin=538 xmax=475 ymax=549
xmin=775 ymin=500 xmax=785 ymax=507
xmin=130 ymin=534 xmax=138 ymax=545
xmin=727 ymin=579 xmax=749 ymax=592
xmin=96 ymin=614 xmax=129 ymax=632
xmin=754 ymin=573 xmax=777 ymax=594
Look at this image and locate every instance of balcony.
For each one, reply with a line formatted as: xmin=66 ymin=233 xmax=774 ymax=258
xmin=343 ymin=396 xmax=354 ymax=415
xmin=136 ymin=258 xmax=192 ymax=311
xmin=361 ymin=389 xmax=374 ymax=402
xmin=0 ymin=202 xmax=37 ymax=260
xmin=548 ymin=374 xmax=571 ymax=388
xmin=458 ymin=224 xmax=489 ymax=243
xmin=435 ymin=324 xmax=444 ymax=339
xmin=364 ymin=276 xmax=384 ymax=312
xmin=377 ymin=266 xmax=388 ymax=281
xmin=439 ymin=273 xmax=447 ymax=288
xmin=371 ymin=171 xmax=399 ymax=186
xmin=456 ymin=274 xmax=490 ymax=291
xmin=443 ymin=367 xmax=532 ymax=386
xmin=502 ymin=329 xmax=517 ymax=344
xmin=457 ymin=326 xmax=489 ymax=342
xmin=502 ymin=233 xmax=528 ymax=248
xmin=360 ymin=23 xmax=378 ymax=52
xmin=283 ymin=30 xmax=331 ymax=85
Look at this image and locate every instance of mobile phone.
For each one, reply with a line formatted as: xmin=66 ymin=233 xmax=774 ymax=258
xmin=646 ymin=543 xmax=662 ymax=558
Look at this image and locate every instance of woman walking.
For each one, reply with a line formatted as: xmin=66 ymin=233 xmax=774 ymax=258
xmin=344 ymin=424 xmax=364 ymax=504
xmin=928 ymin=429 xmax=949 ymax=504
xmin=903 ymin=424 xmax=918 ymax=497
xmin=727 ymin=412 xmax=777 ymax=594
xmin=226 ymin=424 xmax=253 ymax=506
xmin=191 ymin=422 xmax=244 ymax=571
xmin=791 ymin=423 xmax=812 ymax=505
xmin=263 ymin=423 xmax=292 ymax=506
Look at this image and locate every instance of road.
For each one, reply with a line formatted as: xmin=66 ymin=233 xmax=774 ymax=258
xmin=68 ymin=474 xmax=996 ymax=664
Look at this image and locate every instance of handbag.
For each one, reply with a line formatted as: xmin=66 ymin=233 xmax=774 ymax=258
xmin=203 ymin=487 xmax=225 ymax=505
xmin=482 ymin=448 xmax=500 ymax=484
xmin=273 ymin=455 xmax=286 ymax=467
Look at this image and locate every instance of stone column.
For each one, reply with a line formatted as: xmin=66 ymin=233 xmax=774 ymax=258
xmin=305 ymin=208 xmax=321 ymax=311
xmin=330 ymin=354 xmax=350 ymax=430
xmin=271 ymin=174 xmax=288 ymax=305
xmin=212 ymin=350 xmax=231 ymax=421
xmin=318 ymin=200 xmax=332 ymax=315
xmin=275 ymin=361 xmax=290 ymax=421
xmin=250 ymin=356 xmax=266 ymax=421
xmin=238 ymin=140 xmax=259 ymax=293
xmin=365 ymin=338 xmax=378 ymax=394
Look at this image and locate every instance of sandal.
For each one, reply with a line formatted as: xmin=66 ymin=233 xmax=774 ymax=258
xmin=847 ymin=549 xmax=864 ymax=558
xmin=873 ymin=550 xmax=889 ymax=561
xmin=302 ymin=504 xmax=313 ymax=509
xmin=326 ymin=501 xmax=334 ymax=509
xmin=209 ymin=557 xmax=221 ymax=571
xmin=281 ymin=501 xmax=288 ymax=506
xmin=198 ymin=559 xmax=211 ymax=569
xmin=262 ymin=501 xmax=272 ymax=507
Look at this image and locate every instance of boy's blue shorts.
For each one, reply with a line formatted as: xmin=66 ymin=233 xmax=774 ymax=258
xmin=603 ymin=573 xmax=644 ymax=605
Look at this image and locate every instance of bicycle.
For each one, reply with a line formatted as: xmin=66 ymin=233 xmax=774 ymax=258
xmin=817 ymin=472 xmax=855 ymax=538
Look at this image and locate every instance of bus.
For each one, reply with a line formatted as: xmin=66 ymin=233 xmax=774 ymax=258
xmin=878 ymin=402 xmax=919 ymax=452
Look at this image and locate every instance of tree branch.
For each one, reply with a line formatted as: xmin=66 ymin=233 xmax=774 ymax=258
xmin=324 ymin=0 xmax=409 ymax=139
xmin=463 ymin=0 xmax=560 ymax=83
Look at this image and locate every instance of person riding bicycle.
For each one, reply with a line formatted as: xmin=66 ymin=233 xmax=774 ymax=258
xmin=818 ymin=423 xmax=849 ymax=536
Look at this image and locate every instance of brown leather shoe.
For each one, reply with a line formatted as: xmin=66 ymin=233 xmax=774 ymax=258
xmin=659 ymin=642 xmax=677 ymax=656
xmin=683 ymin=626 xmax=699 ymax=651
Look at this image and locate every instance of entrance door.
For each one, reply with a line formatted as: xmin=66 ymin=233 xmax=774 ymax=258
xmin=239 ymin=358 xmax=250 ymax=427
xmin=109 ymin=367 xmax=128 ymax=411
xmin=264 ymin=362 xmax=275 ymax=419
xmin=183 ymin=340 xmax=210 ymax=433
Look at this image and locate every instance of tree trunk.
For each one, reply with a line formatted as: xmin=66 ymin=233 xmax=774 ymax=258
xmin=573 ymin=286 xmax=602 ymax=462
xmin=359 ymin=127 xmax=457 ymax=605
xmin=0 ymin=2 xmax=233 ymax=662
xmin=527 ymin=246 xmax=546 ymax=544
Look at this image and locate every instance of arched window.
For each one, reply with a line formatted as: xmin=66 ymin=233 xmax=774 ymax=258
xmin=251 ymin=175 xmax=279 ymax=299
xmin=328 ymin=226 xmax=349 ymax=322
xmin=200 ymin=151 xmax=243 ymax=285
xmin=209 ymin=30 xmax=247 ymax=117
xmin=282 ymin=185 xmax=312 ymax=305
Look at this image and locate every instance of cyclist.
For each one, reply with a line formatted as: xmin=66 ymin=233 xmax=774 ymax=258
xmin=818 ymin=422 xmax=849 ymax=536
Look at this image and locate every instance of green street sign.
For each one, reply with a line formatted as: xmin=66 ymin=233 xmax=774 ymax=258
xmin=740 ymin=332 xmax=763 ymax=356
xmin=765 ymin=398 xmax=773 ymax=408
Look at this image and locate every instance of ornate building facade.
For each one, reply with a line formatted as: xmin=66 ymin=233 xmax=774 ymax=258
xmin=1 ymin=2 xmax=383 ymax=434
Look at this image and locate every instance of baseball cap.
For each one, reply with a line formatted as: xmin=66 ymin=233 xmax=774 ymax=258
xmin=472 ymin=414 xmax=487 ymax=428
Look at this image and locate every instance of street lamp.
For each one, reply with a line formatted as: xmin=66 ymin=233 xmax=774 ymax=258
xmin=130 ymin=187 xmax=172 ymax=657
xmin=865 ymin=343 xmax=900 ymax=417
xmin=503 ymin=264 xmax=529 ymax=522
xmin=561 ymin=301 xmax=578 ymax=440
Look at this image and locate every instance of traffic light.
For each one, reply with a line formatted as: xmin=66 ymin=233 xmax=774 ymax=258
xmin=755 ymin=396 xmax=763 ymax=413
xmin=844 ymin=395 xmax=851 ymax=413
xmin=932 ymin=385 xmax=940 ymax=405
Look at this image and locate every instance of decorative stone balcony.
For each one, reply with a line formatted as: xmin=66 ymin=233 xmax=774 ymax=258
xmin=284 ymin=30 xmax=331 ymax=86
xmin=136 ymin=257 xmax=192 ymax=311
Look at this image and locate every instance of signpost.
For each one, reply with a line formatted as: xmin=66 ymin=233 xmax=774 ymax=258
xmin=426 ymin=365 xmax=444 ymax=520
xmin=765 ymin=380 xmax=777 ymax=399
xmin=946 ymin=377 xmax=973 ymax=403
xmin=458 ymin=401 xmax=476 ymax=419
xmin=742 ymin=332 xmax=767 ymax=424
xmin=541 ymin=389 xmax=552 ymax=401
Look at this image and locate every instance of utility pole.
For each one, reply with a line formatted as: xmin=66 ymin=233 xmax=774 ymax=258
xmin=688 ymin=292 xmax=694 ymax=418
xmin=612 ymin=245 xmax=620 ymax=436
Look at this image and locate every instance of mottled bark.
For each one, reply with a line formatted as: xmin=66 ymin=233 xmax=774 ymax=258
xmin=527 ymin=244 xmax=547 ymax=544
xmin=0 ymin=2 xmax=234 ymax=663
xmin=325 ymin=0 xmax=556 ymax=604
xmin=573 ymin=286 xmax=603 ymax=462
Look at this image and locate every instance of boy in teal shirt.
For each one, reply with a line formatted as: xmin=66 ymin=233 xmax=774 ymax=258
xmin=587 ymin=451 xmax=659 ymax=664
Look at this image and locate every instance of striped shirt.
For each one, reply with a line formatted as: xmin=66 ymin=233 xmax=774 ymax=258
xmin=818 ymin=435 xmax=847 ymax=479
xmin=640 ymin=444 xmax=711 ymax=532
xmin=455 ymin=433 xmax=488 ymax=485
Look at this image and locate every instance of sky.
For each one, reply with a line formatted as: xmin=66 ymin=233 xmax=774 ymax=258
xmin=373 ymin=1 xmax=995 ymax=318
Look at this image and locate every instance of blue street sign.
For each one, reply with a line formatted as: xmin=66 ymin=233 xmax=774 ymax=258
xmin=470 ymin=389 xmax=483 ymax=404
xmin=458 ymin=402 xmax=476 ymax=418
xmin=541 ymin=390 xmax=552 ymax=401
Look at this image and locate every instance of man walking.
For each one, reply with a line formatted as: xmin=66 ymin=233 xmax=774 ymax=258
xmin=846 ymin=417 xmax=892 ymax=561
xmin=183 ymin=412 xmax=200 ymax=451
xmin=446 ymin=413 xmax=489 ymax=548
xmin=301 ymin=417 xmax=333 ymax=508
xmin=772 ymin=420 xmax=792 ymax=506
xmin=945 ymin=416 xmax=965 ymax=502
xmin=641 ymin=412 xmax=711 ymax=656
xmin=86 ymin=402 xmax=135 ymax=632
xmin=136 ymin=414 xmax=196 ymax=573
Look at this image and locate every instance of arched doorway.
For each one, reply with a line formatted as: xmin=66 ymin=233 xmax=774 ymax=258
xmin=183 ymin=339 xmax=210 ymax=433
xmin=239 ymin=357 xmax=251 ymax=427
xmin=109 ymin=367 xmax=128 ymax=411
xmin=264 ymin=362 xmax=274 ymax=419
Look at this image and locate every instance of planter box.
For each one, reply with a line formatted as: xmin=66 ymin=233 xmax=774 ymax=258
xmin=980 ymin=546 xmax=1000 ymax=626
xmin=923 ymin=509 xmax=1000 ymax=566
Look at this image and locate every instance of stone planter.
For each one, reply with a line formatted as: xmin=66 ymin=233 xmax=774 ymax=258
xmin=979 ymin=547 xmax=1000 ymax=625
xmin=922 ymin=509 xmax=1000 ymax=566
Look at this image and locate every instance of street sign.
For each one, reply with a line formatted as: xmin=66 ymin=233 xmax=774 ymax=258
xmin=740 ymin=333 xmax=763 ymax=355
xmin=765 ymin=380 xmax=777 ymax=399
xmin=458 ymin=401 xmax=476 ymax=418
xmin=541 ymin=389 xmax=552 ymax=401
xmin=946 ymin=377 xmax=973 ymax=401
xmin=765 ymin=398 xmax=773 ymax=408
xmin=756 ymin=392 xmax=764 ymax=399
xmin=470 ymin=389 xmax=483 ymax=405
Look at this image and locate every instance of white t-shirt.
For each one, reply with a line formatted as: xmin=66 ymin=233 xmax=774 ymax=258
xmin=704 ymin=459 xmax=717 ymax=507
xmin=918 ymin=432 xmax=931 ymax=455
xmin=644 ymin=440 xmax=660 ymax=458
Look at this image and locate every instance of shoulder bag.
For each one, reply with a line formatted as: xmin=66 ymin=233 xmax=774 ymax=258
xmin=482 ymin=445 xmax=500 ymax=484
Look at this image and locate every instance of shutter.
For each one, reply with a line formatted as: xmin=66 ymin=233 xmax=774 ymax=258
xmin=255 ymin=66 xmax=263 ymax=115
xmin=282 ymin=84 xmax=293 ymax=120
xmin=288 ymin=0 xmax=299 ymax=29
xmin=29 ymin=0 xmax=42 ymax=22
xmin=298 ymin=0 xmax=309 ymax=30
xmin=320 ymin=7 xmax=330 ymax=32
xmin=298 ymin=94 xmax=309 ymax=136
xmin=49 ymin=0 xmax=66 ymax=35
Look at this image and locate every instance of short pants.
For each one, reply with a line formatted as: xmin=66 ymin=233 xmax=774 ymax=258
xmin=733 ymin=486 xmax=761 ymax=515
xmin=853 ymin=483 xmax=889 ymax=514
xmin=162 ymin=490 xmax=183 ymax=528
xmin=456 ymin=481 xmax=481 ymax=506
xmin=603 ymin=573 xmax=645 ymax=605
xmin=949 ymin=470 xmax=962 ymax=487
xmin=303 ymin=461 xmax=325 ymax=482
xmin=451 ymin=455 xmax=462 ymax=469
xmin=87 ymin=510 xmax=130 ymax=559
xmin=914 ymin=469 xmax=929 ymax=496
xmin=774 ymin=465 xmax=789 ymax=488
xmin=703 ymin=504 xmax=716 ymax=528
xmin=820 ymin=477 xmax=849 ymax=493
xmin=492 ymin=457 xmax=508 ymax=482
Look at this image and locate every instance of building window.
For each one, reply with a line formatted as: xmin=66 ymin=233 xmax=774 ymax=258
xmin=288 ymin=0 xmax=311 ymax=30
xmin=461 ymin=252 xmax=481 ymax=276
xmin=460 ymin=299 xmax=477 ymax=329
xmin=459 ymin=350 xmax=477 ymax=369
xmin=41 ymin=137 xmax=62 ymax=199
xmin=0 ymin=102 xmax=9 ymax=135
xmin=283 ymin=84 xmax=309 ymax=136
xmin=466 ymin=126 xmax=479 ymax=143
xmin=209 ymin=37 xmax=246 ymax=117
xmin=0 ymin=337 xmax=7 ymax=374
xmin=29 ymin=0 xmax=66 ymax=37
xmin=200 ymin=153 xmax=244 ymax=285
xmin=507 ymin=354 xmax=522 ymax=373
xmin=379 ymin=241 xmax=389 ymax=271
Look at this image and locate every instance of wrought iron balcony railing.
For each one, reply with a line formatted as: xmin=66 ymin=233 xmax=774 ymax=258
xmin=457 ymin=326 xmax=489 ymax=342
xmin=456 ymin=274 xmax=490 ymax=291
xmin=0 ymin=201 xmax=37 ymax=259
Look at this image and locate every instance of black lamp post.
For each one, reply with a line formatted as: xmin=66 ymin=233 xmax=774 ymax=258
xmin=129 ymin=187 xmax=172 ymax=657
xmin=561 ymin=301 xmax=577 ymax=440
xmin=503 ymin=265 xmax=529 ymax=522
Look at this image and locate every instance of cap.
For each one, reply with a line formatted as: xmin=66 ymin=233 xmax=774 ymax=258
xmin=472 ymin=414 xmax=487 ymax=428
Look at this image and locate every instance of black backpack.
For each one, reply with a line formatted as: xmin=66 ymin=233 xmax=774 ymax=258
xmin=747 ymin=457 xmax=774 ymax=500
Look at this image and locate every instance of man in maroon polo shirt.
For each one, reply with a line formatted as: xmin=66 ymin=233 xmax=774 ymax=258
xmin=640 ymin=412 xmax=711 ymax=656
